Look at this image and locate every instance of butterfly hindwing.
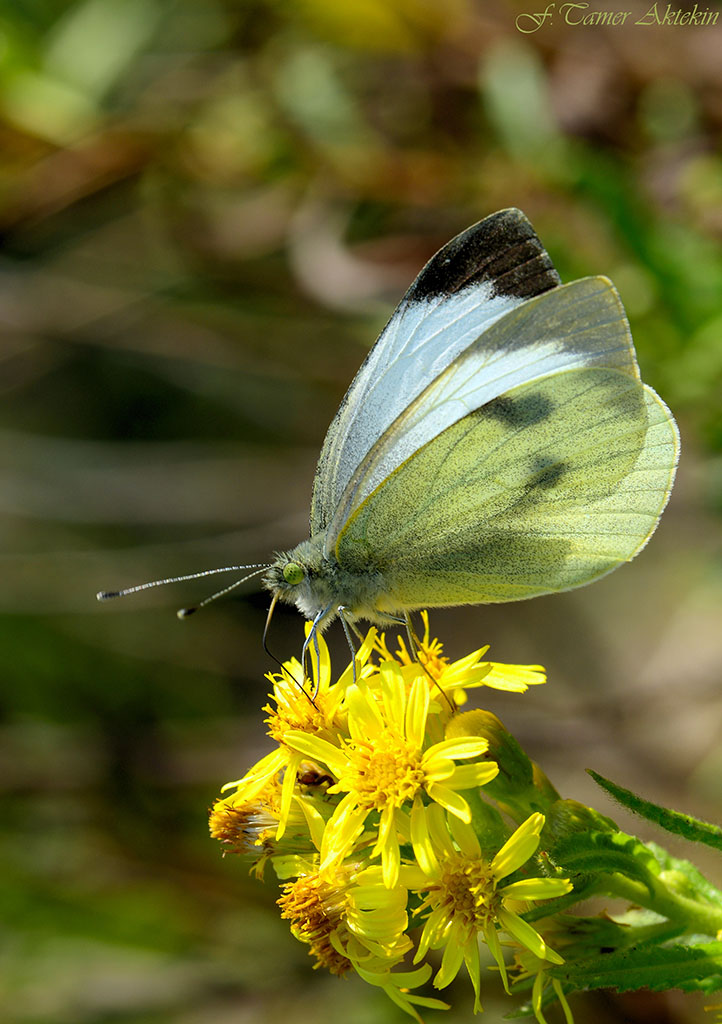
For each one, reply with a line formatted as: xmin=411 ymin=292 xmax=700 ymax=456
xmin=324 ymin=276 xmax=641 ymax=550
xmin=334 ymin=368 xmax=679 ymax=607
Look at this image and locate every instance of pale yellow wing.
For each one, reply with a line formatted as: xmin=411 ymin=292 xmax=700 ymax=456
xmin=334 ymin=368 xmax=679 ymax=609
xmin=323 ymin=277 xmax=640 ymax=549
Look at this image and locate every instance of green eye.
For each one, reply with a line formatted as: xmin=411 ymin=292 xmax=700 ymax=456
xmin=283 ymin=562 xmax=304 ymax=586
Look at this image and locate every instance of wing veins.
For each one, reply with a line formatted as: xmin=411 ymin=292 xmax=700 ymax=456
xmin=412 ymin=373 xmax=642 ymax=512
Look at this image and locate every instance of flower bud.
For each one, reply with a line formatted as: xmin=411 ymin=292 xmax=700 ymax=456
xmin=446 ymin=710 xmax=557 ymax=818
xmin=544 ymin=799 xmax=617 ymax=844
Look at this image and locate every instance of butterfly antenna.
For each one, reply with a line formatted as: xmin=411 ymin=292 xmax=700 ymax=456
xmin=404 ymin=612 xmax=454 ymax=711
xmin=97 ymin=564 xmax=271 ymax=602
xmin=177 ymin=566 xmax=269 ymax=618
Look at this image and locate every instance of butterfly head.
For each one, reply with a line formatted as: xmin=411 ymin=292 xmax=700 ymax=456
xmin=263 ymin=539 xmax=335 ymax=620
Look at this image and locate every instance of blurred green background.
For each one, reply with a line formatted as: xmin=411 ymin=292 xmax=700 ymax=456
xmin=1 ymin=1 xmax=721 ymax=1022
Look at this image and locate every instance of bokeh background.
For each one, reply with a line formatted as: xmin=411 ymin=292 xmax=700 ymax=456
xmin=1 ymin=2 xmax=721 ymax=1022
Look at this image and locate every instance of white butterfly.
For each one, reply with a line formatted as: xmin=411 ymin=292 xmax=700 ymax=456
xmin=263 ymin=208 xmax=679 ymax=638
xmin=100 ymin=209 xmax=679 ymax=662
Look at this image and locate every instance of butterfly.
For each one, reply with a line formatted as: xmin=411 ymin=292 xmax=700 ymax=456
xmin=262 ymin=208 xmax=679 ymax=644
xmin=100 ymin=209 xmax=679 ymax=665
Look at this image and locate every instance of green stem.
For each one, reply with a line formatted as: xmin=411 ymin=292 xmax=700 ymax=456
xmin=602 ymin=872 xmax=722 ymax=937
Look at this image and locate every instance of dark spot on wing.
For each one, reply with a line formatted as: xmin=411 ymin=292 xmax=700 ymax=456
xmin=483 ymin=392 xmax=553 ymax=428
xmin=526 ymin=455 xmax=567 ymax=490
xmin=404 ymin=209 xmax=561 ymax=303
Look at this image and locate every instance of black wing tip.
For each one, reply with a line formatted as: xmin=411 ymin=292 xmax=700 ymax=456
xmin=405 ymin=208 xmax=561 ymax=304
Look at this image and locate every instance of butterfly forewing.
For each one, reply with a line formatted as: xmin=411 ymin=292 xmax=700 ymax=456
xmin=310 ymin=209 xmax=560 ymax=534
xmin=334 ymin=368 xmax=679 ymax=607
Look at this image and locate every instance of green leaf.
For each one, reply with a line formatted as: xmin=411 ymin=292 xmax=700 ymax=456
xmin=646 ymin=842 xmax=722 ymax=905
xmin=549 ymin=940 xmax=722 ymax=995
xmin=508 ymin=921 xmax=691 ymax=1019
xmin=588 ymin=770 xmax=722 ymax=852
xmin=548 ymin=829 xmax=660 ymax=896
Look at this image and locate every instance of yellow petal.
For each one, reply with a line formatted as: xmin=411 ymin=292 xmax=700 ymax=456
xmin=423 ymin=756 xmax=456 ymax=783
xmin=275 ymin=750 xmax=302 ymax=840
xmin=375 ymin=805 xmax=401 ymax=889
xmin=553 ymin=979 xmax=576 ymax=1023
xmin=447 ymin=814 xmax=481 ymax=859
xmin=346 ymin=887 xmax=408 ymax=941
xmin=405 ymin=675 xmax=430 ymax=749
xmin=346 ymin=682 xmax=385 ymax=739
xmin=410 ymin=796 xmax=439 ymax=877
xmin=491 ymin=813 xmax=544 ymax=880
xmin=444 ymin=666 xmax=492 ymax=688
xmin=425 ymin=737 xmax=488 ymax=762
xmin=532 ymin=970 xmax=549 ymax=1024
xmin=447 ymin=761 xmax=499 ymax=790
xmin=320 ymin=795 xmax=369 ymax=868
xmin=463 ymin=934 xmax=483 ymax=1013
xmin=416 ymin=904 xmax=451 ymax=956
xmin=433 ymin=923 xmax=466 ymax=989
xmin=355 ymin=963 xmax=432 ymax=989
xmin=425 ymin=801 xmax=457 ymax=859
xmin=293 ymin=794 xmax=326 ymax=851
xmin=484 ymin=924 xmax=509 ymax=994
xmin=500 ymin=878 xmax=573 ymax=901
xmin=283 ymin=731 xmax=346 ymax=776
xmin=448 ymin=646 xmax=490 ymax=672
xmin=482 ymin=662 xmax=546 ymax=692
xmin=497 ymin=907 xmax=551 ymax=960
xmin=426 ymin=783 xmax=471 ymax=823
xmin=379 ymin=661 xmax=407 ymax=732
xmin=221 ymin=747 xmax=286 ymax=794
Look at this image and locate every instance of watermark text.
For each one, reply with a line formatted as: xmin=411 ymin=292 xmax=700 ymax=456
xmin=515 ymin=2 xmax=719 ymax=32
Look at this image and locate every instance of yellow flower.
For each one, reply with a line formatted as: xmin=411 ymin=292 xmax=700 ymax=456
xmin=219 ymin=620 xmax=542 ymax=849
xmin=220 ymin=626 xmax=376 ymax=840
xmin=283 ymin=661 xmax=499 ymax=887
xmin=472 ymin=661 xmax=546 ymax=694
xmin=409 ymin=809 xmax=572 ymax=1013
xmin=377 ymin=611 xmax=546 ymax=701
xmin=512 ymin=948 xmax=575 ymax=1024
xmin=278 ymin=863 xmax=413 ymax=975
xmin=278 ymin=867 xmax=356 ymax=976
xmin=209 ymin=787 xmax=283 ymax=856
xmin=279 ymin=862 xmax=450 ymax=1020
xmin=354 ymin=963 xmax=449 ymax=1023
xmin=212 ymin=620 xmax=572 ymax=1017
xmin=209 ymin=772 xmax=331 ymax=877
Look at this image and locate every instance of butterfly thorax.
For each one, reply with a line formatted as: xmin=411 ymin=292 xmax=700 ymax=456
xmin=263 ymin=535 xmax=390 ymax=626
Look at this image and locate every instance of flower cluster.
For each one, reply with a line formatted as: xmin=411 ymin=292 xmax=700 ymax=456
xmin=210 ymin=616 xmax=573 ymax=1020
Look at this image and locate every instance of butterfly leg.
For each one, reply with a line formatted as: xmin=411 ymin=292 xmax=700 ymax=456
xmin=302 ymin=604 xmax=332 ymax=699
xmin=403 ymin=610 xmax=423 ymax=650
xmin=341 ymin=610 xmax=365 ymax=642
xmin=337 ymin=606 xmax=358 ymax=685
xmin=403 ymin=612 xmax=454 ymax=711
